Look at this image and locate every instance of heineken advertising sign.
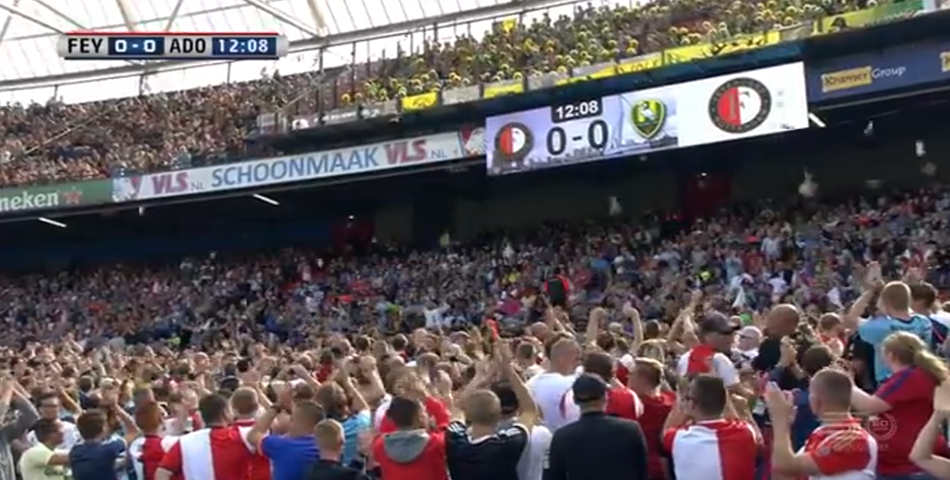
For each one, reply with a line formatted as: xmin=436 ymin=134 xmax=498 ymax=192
xmin=0 ymin=180 xmax=113 ymax=214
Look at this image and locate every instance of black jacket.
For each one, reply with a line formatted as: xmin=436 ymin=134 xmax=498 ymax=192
xmin=305 ymin=459 xmax=372 ymax=480
xmin=544 ymin=411 xmax=649 ymax=480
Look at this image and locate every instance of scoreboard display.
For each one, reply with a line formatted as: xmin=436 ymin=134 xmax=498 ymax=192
xmin=486 ymin=91 xmax=680 ymax=176
xmin=484 ymin=63 xmax=811 ymax=176
xmin=58 ymin=32 xmax=289 ymax=61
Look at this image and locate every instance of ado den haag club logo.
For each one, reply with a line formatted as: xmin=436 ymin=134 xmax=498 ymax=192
xmin=494 ymin=122 xmax=534 ymax=165
xmin=630 ymin=99 xmax=667 ymax=139
xmin=708 ymin=77 xmax=772 ymax=134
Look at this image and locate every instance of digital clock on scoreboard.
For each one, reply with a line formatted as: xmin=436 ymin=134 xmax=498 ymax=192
xmin=551 ymin=98 xmax=603 ymax=124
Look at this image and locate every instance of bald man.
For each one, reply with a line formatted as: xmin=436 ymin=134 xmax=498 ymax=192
xmin=527 ymin=337 xmax=580 ymax=431
xmin=753 ymin=304 xmax=816 ymax=390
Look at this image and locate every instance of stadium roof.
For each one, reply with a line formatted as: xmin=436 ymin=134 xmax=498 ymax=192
xmin=0 ymin=0 xmax=516 ymax=83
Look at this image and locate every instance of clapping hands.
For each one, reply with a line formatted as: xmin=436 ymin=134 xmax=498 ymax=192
xmin=763 ymin=382 xmax=796 ymax=424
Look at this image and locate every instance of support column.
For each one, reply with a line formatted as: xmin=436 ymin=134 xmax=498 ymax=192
xmin=412 ymin=187 xmax=454 ymax=249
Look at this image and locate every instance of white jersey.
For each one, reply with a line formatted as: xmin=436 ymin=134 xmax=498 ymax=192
xmin=517 ymin=425 xmax=551 ymax=480
xmin=373 ymin=395 xmax=393 ymax=430
xmin=526 ymin=371 xmax=577 ymax=431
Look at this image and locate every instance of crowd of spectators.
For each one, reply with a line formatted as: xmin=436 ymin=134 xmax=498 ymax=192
xmin=0 ymin=0 xmax=889 ymax=189
xmin=0 ymin=177 xmax=948 ymax=480
xmin=1 ymin=182 xmax=948 ymax=353
xmin=0 ymin=0 xmax=945 ymax=480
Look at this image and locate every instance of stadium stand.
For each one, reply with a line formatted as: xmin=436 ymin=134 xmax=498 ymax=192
xmin=1 ymin=3 xmax=950 ymax=480
xmin=0 ymin=0 xmax=900 ymax=188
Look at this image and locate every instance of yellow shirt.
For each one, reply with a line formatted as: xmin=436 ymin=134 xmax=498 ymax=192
xmin=18 ymin=444 xmax=68 ymax=480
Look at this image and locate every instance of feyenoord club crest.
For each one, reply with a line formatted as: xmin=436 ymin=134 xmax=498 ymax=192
xmin=493 ymin=122 xmax=534 ymax=164
xmin=630 ymin=99 xmax=667 ymax=139
xmin=708 ymin=77 xmax=772 ymax=134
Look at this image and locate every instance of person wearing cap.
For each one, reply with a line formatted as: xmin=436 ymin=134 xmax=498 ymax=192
xmin=676 ymin=313 xmax=742 ymax=391
xmin=544 ymin=374 xmax=648 ymax=480
xmin=735 ymin=325 xmax=762 ymax=364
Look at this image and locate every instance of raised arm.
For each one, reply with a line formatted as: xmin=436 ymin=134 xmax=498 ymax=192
xmin=335 ymin=365 xmax=369 ymax=414
xmin=844 ymin=289 xmax=875 ymax=331
xmin=0 ymin=383 xmax=39 ymax=440
xmin=0 ymin=377 xmax=12 ymax=421
xmin=625 ymin=303 xmax=644 ymax=354
xmin=356 ymin=356 xmax=386 ymax=407
xmin=498 ymin=342 xmax=538 ymax=429
xmin=911 ymin=410 xmax=950 ymax=478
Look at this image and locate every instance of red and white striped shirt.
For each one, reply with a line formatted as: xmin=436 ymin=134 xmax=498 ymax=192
xmin=129 ymin=435 xmax=179 ymax=480
xmin=159 ymin=426 xmax=254 ymax=480
xmin=233 ymin=418 xmax=271 ymax=480
xmin=562 ymin=386 xmax=644 ymax=423
xmin=799 ymin=421 xmax=876 ymax=480
xmin=663 ymin=419 xmax=761 ymax=480
xmin=676 ymin=346 xmax=740 ymax=387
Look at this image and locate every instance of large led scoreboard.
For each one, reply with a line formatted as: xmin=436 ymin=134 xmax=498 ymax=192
xmin=58 ymin=32 xmax=289 ymax=61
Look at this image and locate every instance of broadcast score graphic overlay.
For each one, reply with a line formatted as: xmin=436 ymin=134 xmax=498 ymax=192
xmin=58 ymin=32 xmax=289 ymax=61
xmin=485 ymin=62 xmax=810 ymax=176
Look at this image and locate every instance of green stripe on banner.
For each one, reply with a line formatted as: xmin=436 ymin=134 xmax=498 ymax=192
xmin=0 ymin=180 xmax=113 ymax=214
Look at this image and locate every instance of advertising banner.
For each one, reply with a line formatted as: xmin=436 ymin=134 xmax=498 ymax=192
xmin=483 ymin=79 xmax=525 ymax=99
xmin=111 ymin=131 xmax=467 ymax=202
xmin=485 ymin=62 xmax=809 ymax=175
xmin=811 ymin=0 xmax=925 ymax=35
xmin=400 ymin=92 xmax=439 ymax=112
xmin=560 ymin=62 xmax=618 ymax=85
xmin=0 ymin=180 xmax=112 ymax=214
xmin=807 ymin=38 xmax=950 ymax=102
xmin=322 ymin=105 xmax=360 ymax=126
xmin=460 ymin=125 xmax=487 ymax=157
xmin=527 ymin=71 xmax=569 ymax=90
xmin=288 ymin=100 xmax=398 ymax=132
xmin=662 ymin=31 xmax=780 ymax=65
xmin=616 ymin=53 xmax=664 ymax=75
xmin=443 ymin=85 xmax=482 ymax=105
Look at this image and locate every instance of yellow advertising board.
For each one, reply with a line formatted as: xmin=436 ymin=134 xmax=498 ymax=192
xmin=483 ymin=81 xmax=525 ymax=98
xmin=812 ymin=0 xmax=924 ymax=35
xmin=616 ymin=54 xmax=664 ymax=74
xmin=400 ymin=92 xmax=439 ymax=112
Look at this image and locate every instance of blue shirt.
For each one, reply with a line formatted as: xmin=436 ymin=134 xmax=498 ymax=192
xmin=341 ymin=411 xmax=371 ymax=466
xmin=261 ymin=435 xmax=319 ymax=480
xmin=69 ymin=439 xmax=126 ymax=480
xmin=790 ymin=388 xmax=819 ymax=451
xmin=929 ymin=316 xmax=949 ymax=354
xmin=858 ymin=314 xmax=933 ymax=383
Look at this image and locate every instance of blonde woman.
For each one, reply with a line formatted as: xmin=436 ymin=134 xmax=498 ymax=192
xmin=851 ymin=331 xmax=948 ymax=480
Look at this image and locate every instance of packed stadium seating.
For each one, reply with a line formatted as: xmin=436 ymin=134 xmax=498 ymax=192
xmin=0 ymin=0 xmax=884 ymax=189
xmin=5 ymin=4 xmax=950 ymax=480
xmin=0 ymin=171 xmax=946 ymax=346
